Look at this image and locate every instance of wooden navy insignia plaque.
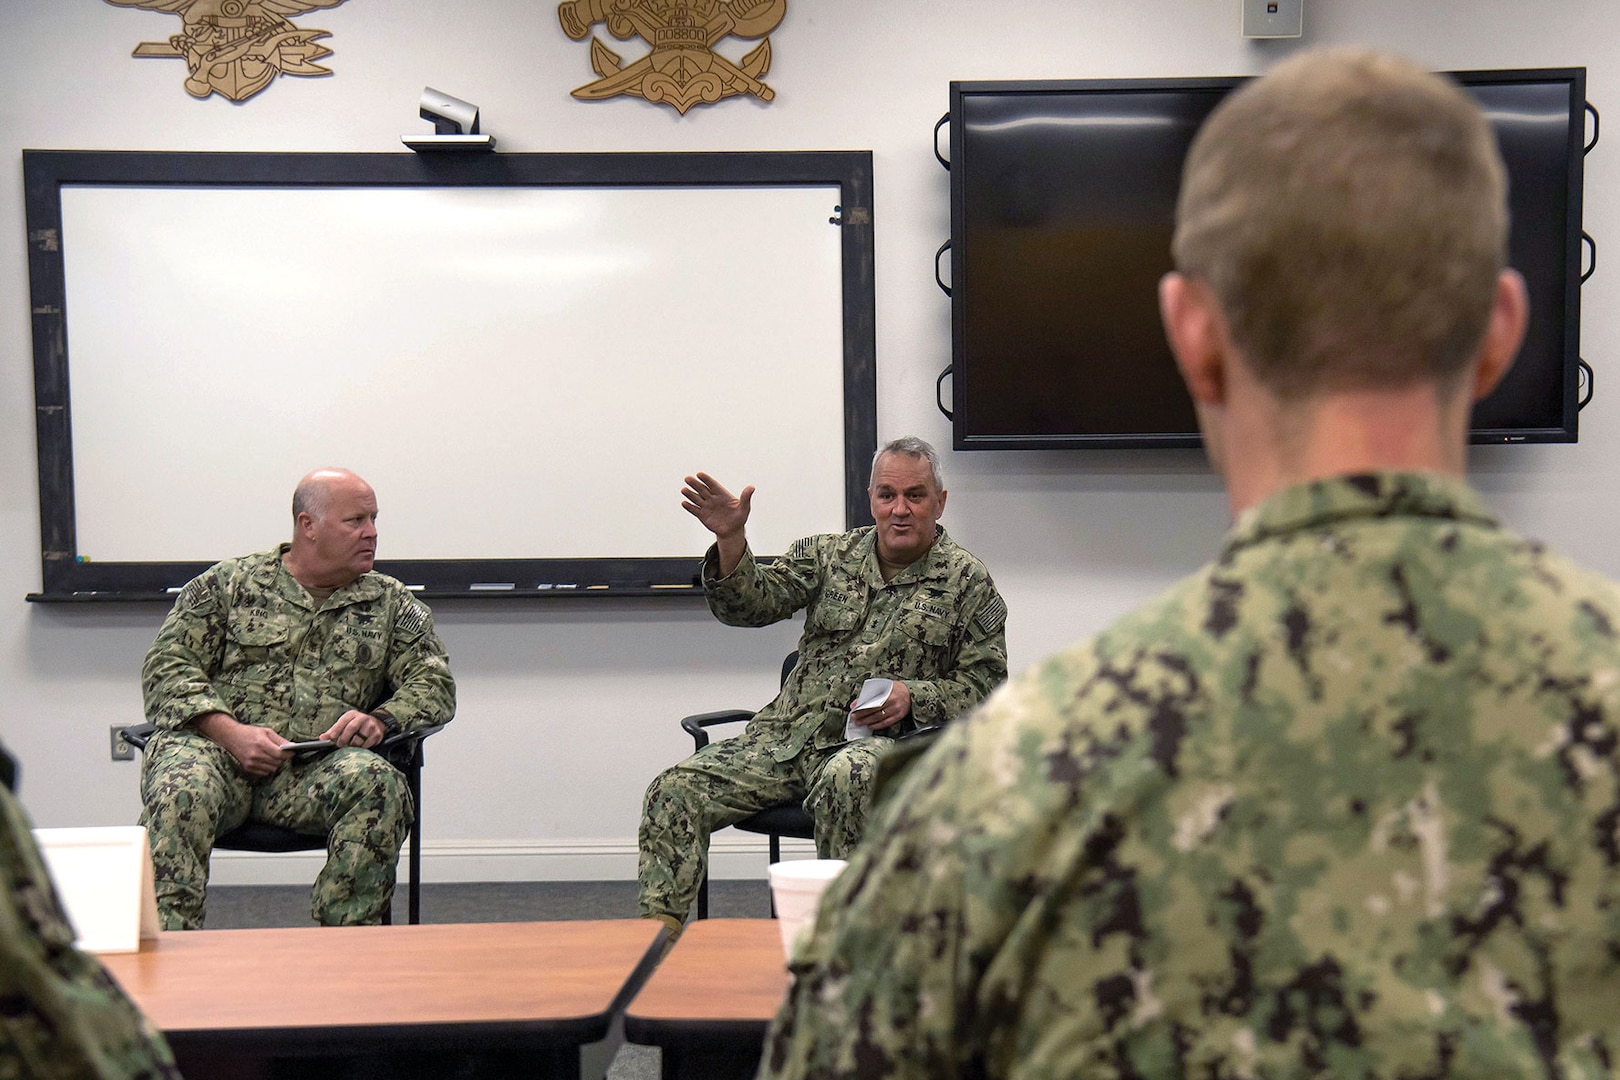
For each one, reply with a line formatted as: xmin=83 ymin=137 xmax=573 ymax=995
xmin=105 ymin=0 xmax=350 ymax=102
xmin=558 ymin=0 xmax=786 ymax=115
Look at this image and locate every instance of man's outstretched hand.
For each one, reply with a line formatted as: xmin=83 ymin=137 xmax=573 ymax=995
xmin=681 ymin=472 xmax=754 ymax=538
xmin=682 ymin=472 xmax=754 ymax=576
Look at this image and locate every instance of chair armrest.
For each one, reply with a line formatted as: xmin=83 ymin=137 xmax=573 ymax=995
xmin=378 ymin=722 xmax=446 ymax=770
xmin=895 ymin=723 xmax=944 ymax=745
xmin=679 ymin=709 xmax=754 ymax=751
xmin=379 ymin=722 xmax=446 ymax=750
xmin=119 ymin=721 xmax=442 ymax=764
xmin=119 ymin=723 xmax=157 ymax=753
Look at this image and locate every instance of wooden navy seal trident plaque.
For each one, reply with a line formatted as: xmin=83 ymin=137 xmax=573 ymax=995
xmin=558 ymin=0 xmax=786 ymax=115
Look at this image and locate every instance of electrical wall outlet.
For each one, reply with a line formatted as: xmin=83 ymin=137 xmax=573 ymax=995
xmin=1242 ymin=0 xmax=1303 ymax=38
xmin=110 ymin=725 xmax=135 ymax=762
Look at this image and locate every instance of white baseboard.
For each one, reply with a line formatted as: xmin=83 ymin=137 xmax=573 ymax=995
xmin=206 ymin=834 xmax=818 ymax=887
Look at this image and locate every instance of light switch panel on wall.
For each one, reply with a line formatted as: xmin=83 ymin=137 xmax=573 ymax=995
xmin=1242 ymin=0 xmax=1303 ymax=38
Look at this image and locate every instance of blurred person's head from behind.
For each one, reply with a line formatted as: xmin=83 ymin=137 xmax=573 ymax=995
xmin=1160 ymin=48 xmax=1528 ymax=502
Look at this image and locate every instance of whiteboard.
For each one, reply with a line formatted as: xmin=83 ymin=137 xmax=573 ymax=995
xmin=24 ymin=151 xmax=877 ymax=598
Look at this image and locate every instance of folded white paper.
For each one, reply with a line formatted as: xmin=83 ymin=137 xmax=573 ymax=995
xmin=33 ymin=825 xmax=160 ymax=953
xmin=845 ymin=677 xmax=894 ymax=740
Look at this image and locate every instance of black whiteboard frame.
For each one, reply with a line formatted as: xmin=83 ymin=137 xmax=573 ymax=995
xmin=24 ymin=149 xmax=877 ymax=602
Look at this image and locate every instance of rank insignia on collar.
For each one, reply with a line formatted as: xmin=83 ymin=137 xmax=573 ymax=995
xmin=105 ymin=0 xmax=350 ymax=103
xmin=557 ymin=0 xmax=786 ymax=115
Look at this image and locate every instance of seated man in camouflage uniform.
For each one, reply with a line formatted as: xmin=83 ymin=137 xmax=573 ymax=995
xmin=638 ymin=436 xmax=1008 ymax=933
xmin=761 ymin=50 xmax=1620 ymax=1078
xmin=139 ymin=468 xmax=456 ymax=930
xmin=1 ymin=742 xmax=180 ymax=1080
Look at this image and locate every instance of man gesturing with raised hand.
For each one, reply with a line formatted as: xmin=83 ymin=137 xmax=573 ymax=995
xmin=636 ymin=438 xmax=1008 ymax=937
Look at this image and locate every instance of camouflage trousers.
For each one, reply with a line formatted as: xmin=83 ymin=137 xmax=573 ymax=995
xmin=637 ymin=728 xmax=895 ymax=924
xmin=137 ymin=729 xmax=411 ymax=930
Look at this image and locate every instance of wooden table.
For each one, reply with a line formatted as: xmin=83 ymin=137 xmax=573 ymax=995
xmin=624 ymin=919 xmax=791 ymax=1080
xmin=100 ymin=920 xmax=664 ymax=1079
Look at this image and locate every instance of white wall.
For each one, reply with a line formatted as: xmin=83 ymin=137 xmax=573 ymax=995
xmin=2 ymin=0 xmax=1617 ymax=887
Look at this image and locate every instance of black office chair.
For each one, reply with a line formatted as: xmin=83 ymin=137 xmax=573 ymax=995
xmin=680 ymin=653 xmax=943 ymax=919
xmin=119 ymin=721 xmax=444 ymax=925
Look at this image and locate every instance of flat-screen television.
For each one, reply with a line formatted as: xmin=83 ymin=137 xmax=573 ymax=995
xmin=947 ymin=68 xmax=1589 ymax=449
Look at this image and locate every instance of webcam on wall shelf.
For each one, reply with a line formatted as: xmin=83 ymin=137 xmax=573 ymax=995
xmin=403 ymin=87 xmax=496 ymax=152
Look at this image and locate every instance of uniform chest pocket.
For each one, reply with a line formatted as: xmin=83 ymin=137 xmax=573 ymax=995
xmin=223 ymin=613 xmax=290 ymax=679
xmin=808 ymin=595 xmax=863 ymax=633
xmin=227 ymin=617 xmax=289 ymax=648
xmin=897 ymin=606 xmax=955 ymax=648
xmin=328 ymin=629 xmax=387 ymax=670
xmin=226 ymin=613 xmax=288 ymax=651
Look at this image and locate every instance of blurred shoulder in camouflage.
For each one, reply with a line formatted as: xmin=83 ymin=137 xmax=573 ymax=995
xmin=638 ymin=439 xmax=1008 ymax=931
xmin=760 ymin=50 xmax=1620 ymax=1078
xmin=0 ymin=743 xmax=180 ymax=1080
xmin=139 ymin=468 xmax=455 ymax=930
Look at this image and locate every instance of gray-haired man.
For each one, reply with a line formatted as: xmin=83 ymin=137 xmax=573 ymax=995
xmin=637 ymin=437 xmax=1008 ymax=934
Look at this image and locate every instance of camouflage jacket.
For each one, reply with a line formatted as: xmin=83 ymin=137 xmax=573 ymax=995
xmin=0 ymin=746 xmax=180 ymax=1080
xmin=761 ymin=473 xmax=1620 ymax=1080
xmin=704 ymin=526 xmax=1008 ymax=762
xmin=142 ymin=546 xmax=456 ymax=742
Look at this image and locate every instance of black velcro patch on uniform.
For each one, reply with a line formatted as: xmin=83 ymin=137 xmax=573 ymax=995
xmin=788 ymin=537 xmax=815 ymax=560
xmin=974 ymin=595 xmax=1008 ymax=636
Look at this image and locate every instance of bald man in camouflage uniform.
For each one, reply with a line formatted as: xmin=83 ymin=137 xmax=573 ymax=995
xmin=1 ymin=743 xmax=180 ymax=1080
xmin=639 ymin=438 xmax=1007 ymax=931
xmin=140 ymin=468 xmax=455 ymax=930
xmin=761 ymin=51 xmax=1620 ymax=1079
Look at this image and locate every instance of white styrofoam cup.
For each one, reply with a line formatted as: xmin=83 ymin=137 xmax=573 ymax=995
xmin=767 ymin=858 xmax=847 ymax=961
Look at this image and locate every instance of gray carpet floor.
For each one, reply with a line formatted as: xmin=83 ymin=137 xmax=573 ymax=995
xmin=201 ymin=880 xmax=773 ymax=1080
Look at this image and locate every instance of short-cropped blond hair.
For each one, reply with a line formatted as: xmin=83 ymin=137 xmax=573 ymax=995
xmin=1171 ymin=48 xmax=1510 ymax=398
